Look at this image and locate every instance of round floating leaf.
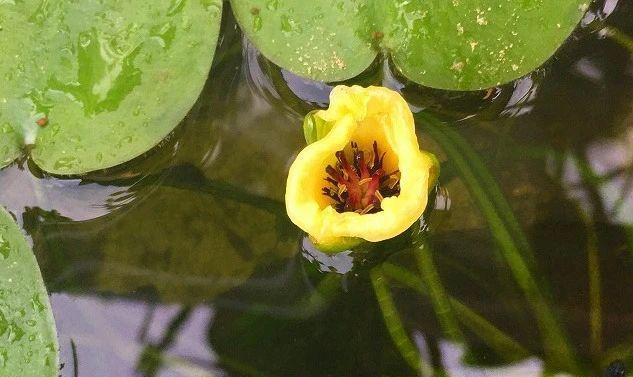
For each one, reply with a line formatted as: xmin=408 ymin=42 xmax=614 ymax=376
xmin=0 ymin=0 xmax=223 ymax=174
xmin=231 ymin=0 xmax=588 ymax=90
xmin=232 ymin=0 xmax=376 ymax=82
xmin=0 ymin=207 xmax=59 ymax=376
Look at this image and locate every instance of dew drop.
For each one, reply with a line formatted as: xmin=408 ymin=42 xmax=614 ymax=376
xmin=9 ymin=323 xmax=25 ymax=343
xmin=0 ymin=349 xmax=7 ymax=368
xmin=31 ymin=294 xmax=46 ymax=313
xmin=50 ymin=125 xmax=60 ymax=136
xmin=281 ymin=15 xmax=292 ymax=32
xmin=253 ymin=15 xmax=262 ymax=31
xmin=53 ymin=156 xmax=80 ymax=170
xmin=0 ymin=123 xmax=15 ymax=135
xmin=266 ymin=0 xmax=278 ymax=10
xmin=0 ymin=235 xmax=10 ymax=259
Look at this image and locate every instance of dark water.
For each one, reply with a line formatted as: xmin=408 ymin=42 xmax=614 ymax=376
xmin=2 ymin=1 xmax=633 ymax=376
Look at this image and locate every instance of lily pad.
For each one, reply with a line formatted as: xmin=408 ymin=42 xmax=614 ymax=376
xmin=231 ymin=0 xmax=588 ymax=90
xmin=0 ymin=207 xmax=59 ymax=376
xmin=0 ymin=0 xmax=223 ymax=174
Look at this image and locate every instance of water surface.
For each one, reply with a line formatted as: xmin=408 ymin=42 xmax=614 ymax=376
xmin=1 ymin=2 xmax=633 ymax=376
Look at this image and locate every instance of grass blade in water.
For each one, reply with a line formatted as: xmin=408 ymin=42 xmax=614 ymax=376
xmin=418 ymin=112 xmax=579 ymax=372
xmin=412 ymin=229 xmax=464 ymax=342
xmin=381 ymin=263 xmax=530 ymax=362
xmin=370 ymin=268 xmax=432 ymax=377
xmin=579 ymin=208 xmax=603 ymax=356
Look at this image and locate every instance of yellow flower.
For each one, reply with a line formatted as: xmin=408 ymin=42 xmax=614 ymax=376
xmin=285 ymin=86 xmax=438 ymax=253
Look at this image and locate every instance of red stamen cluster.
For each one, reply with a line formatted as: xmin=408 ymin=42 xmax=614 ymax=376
xmin=323 ymin=141 xmax=400 ymax=214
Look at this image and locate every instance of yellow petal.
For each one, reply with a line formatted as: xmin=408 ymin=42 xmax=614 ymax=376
xmin=285 ymin=86 xmax=438 ymax=252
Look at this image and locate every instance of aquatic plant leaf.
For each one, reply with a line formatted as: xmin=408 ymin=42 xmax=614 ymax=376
xmin=380 ymin=262 xmax=531 ymax=362
xmin=419 ymin=112 xmax=580 ymax=372
xmin=231 ymin=0 xmax=376 ymax=83
xmin=0 ymin=0 xmax=222 ymax=174
xmin=231 ymin=0 xmax=587 ymax=90
xmin=0 ymin=207 xmax=59 ymax=376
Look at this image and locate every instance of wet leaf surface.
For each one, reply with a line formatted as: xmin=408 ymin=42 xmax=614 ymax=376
xmin=231 ymin=0 xmax=587 ymax=90
xmin=0 ymin=0 xmax=222 ymax=174
xmin=0 ymin=207 xmax=58 ymax=376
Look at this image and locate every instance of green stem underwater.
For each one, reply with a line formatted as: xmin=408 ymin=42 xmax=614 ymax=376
xmin=419 ymin=113 xmax=579 ymax=373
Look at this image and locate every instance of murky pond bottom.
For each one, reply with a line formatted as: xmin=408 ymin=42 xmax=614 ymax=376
xmin=2 ymin=4 xmax=633 ymax=377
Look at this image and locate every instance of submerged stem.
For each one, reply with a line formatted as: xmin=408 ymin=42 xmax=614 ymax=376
xmin=370 ymin=268 xmax=433 ymax=377
xmin=420 ymin=112 xmax=579 ymax=373
xmin=381 ymin=263 xmax=531 ymax=362
xmin=578 ymin=207 xmax=603 ymax=357
xmin=413 ymin=230 xmax=464 ymax=342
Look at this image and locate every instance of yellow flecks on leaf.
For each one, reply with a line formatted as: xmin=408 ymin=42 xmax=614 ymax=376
xmin=451 ymin=61 xmax=465 ymax=72
xmin=475 ymin=8 xmax=488 ymax=25
xmin=457 ymin=22 xmax=464 ymax=35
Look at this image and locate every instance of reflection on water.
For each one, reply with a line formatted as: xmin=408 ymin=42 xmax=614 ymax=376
xmin=0 ymin=165 xmax=124 ymax=222
xmin=53 ymin=292 xmax=564 ymax=377
xmin=301 ymin=237 xmax=354 ymax=275
xmin=554 ymin=126 xmax=633 ymax=228
xmin=585 ymin=126 xmax=633 ymax=225
xmin=430 ymin=340 xmax=545 ymax=377
xmin=1 ymin=1 xmax=633 ymax=376
xmin=53 ymin=294 xmax=223 ymax=377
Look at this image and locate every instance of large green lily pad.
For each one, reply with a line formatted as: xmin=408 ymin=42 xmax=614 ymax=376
xmin=231 ymin=0 xmax=588 ymax=90
xmin=0 ymin=0 xmax=222 ymax=174
xmin=0 ymin=207 xmax=59 ymax=376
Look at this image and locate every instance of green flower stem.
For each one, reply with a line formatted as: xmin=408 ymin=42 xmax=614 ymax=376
xmin=626 ymin=227 xmax=633 ymax=259
xmin=370 ymin=268 xmax=433 ymax=377
xmin=381 ymin=263 xmax=530 ymax=362
xmin=576 ymin=206 xmax=603 ymax=357
xmin=418 ymin=113 xmax=579 ymax=373
xmin=412 ymin=230 xmax=464 ymax=342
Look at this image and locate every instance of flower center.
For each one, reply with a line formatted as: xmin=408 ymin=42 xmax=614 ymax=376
xmin=322 ymin=141 xmax=401 ymax=214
